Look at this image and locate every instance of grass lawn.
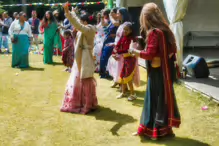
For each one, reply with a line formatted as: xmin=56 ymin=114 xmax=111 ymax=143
xmin=0 ymin=53 xmax=219 ymax=146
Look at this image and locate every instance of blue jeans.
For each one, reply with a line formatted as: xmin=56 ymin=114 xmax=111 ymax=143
xmin=1 ymin=34 xmax=9 ymax=51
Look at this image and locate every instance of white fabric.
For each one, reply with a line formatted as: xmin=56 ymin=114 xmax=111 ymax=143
xmin=8 ymin=20 xmax=32 ymax=38
xmin=163 ymin=0 xmax=188 ymax=71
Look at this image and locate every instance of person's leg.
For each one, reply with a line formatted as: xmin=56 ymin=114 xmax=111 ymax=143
xmin=34 ymin=34 xmax=39 ymax=51
xmin=128 ymin=81 xmax=137 ymax=101
xmin=4 ymin=35 xmax=9 ymax=53
xmin=128 ymin=81 xmax=134 ymax=95
xmin=0 ymin=32 xmax=2 ymax=53
xmin=117 ymin=83 xmax=128 ymax=99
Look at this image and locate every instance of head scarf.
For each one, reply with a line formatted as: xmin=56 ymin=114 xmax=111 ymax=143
xmin=118 ymin=7 xmax=130 ymax=23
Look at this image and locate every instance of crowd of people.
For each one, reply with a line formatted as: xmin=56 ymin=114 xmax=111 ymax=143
xmin=2 ymin=2 xmax=182 ymax=140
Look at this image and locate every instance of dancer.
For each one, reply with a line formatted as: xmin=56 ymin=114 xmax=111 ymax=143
xmin=112 ymin=23 xmax=137 ymax=101
xmin=62 ymin=30 xmax=74 ymax=72
xmin=61 ymin=3 xmax=98 ymax=114
xmin=9 ymin=12 xmax=32 ymax=68
xmin=129 ymin=3 xmax=181 ymax=140
xmin=40 ymin=11 xmax=62 ymax=64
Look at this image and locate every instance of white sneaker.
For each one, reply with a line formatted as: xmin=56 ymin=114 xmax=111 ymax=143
xmin=128 ymin=94 xmax=137 ymax=101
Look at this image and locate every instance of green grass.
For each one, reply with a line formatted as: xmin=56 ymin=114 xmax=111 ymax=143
xmin=0 ymin=53 xmax=219 ymax=146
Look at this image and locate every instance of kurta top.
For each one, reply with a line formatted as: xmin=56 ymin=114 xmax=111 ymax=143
xmin=65 ymin=11 xmax=97 ymax=79
xmin=140 ymin=29 xmax=176 ymax=60
xmin=9 ymin=20 xmax=32 ymax=38
xmin=113 ymin=36 xmax=133 ymax=54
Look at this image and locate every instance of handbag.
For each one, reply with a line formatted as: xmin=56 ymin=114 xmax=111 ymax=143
xmin=11 ymin=23 xmax=25 ymax=44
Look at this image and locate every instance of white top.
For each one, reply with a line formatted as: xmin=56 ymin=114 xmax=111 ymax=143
xmin=9 ymin=20 xmax=32 ymax=38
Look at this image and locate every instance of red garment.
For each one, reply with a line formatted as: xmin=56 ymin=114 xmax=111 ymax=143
xmin=114 ymin=36 xmax=137 ymax=84
xmin=138 ymin=29 xmax=181 ymax=138
xmin=140 ymin=30 xmax=176 ymax=60
xmin=62 ymin=36 xmax=74 ymax=67
xmin=113 ymin=36 xmax=133 ymax=55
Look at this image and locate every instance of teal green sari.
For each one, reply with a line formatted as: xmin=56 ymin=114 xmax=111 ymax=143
xmin=12 ymin=34 xmax=30 ymax=68
xmin=43 ymin=22 xmax=62 ymax=64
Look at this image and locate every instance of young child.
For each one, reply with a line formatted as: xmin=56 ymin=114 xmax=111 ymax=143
xmin=112 ymin=23 xmax=137 ymax=101
xmin=62 ymin=30 xmax=74 ymax=72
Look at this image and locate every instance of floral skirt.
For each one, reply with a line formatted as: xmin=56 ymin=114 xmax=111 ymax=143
xmin=60 ymin=63 xmax=98 ymax=114
xmin=62 ymin=49 xmax=73 ymax=67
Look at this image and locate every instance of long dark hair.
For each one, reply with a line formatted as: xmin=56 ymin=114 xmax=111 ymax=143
xmin=43 ymin=11 xmax=57 ymax=24
xmin=80 ymin=13 xmax=96 ymax=25
xmin=111 ymin=8 xmax=118 ymax=14
xmin=103 ymin=9 xmax=110 ymax=19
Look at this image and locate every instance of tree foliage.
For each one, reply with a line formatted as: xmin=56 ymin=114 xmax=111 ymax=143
xmin=0 ymin=1 xmax=5 ymax=13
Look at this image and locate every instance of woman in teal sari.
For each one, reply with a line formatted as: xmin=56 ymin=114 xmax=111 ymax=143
xmin=9 ymin=12 xmax=32 ymax=68
xmin=40 ymin=11 xmax=62 ymax=64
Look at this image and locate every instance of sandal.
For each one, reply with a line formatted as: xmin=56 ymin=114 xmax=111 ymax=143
xmin=111 ymin=82 xmax=118 ymax=88
xmin=116 ymin=93 xmax=128 ymax=99
xmin=128 ymin=94 xmax=137 ymax=101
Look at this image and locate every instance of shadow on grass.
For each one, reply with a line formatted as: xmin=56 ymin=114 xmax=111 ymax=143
xmin=20 ymin=67 xmax=44 ymax=71
xmin=140 ymin=136 xmax=210 ymax=146
xmin=52 ymin=62 xmax=63 ymax=66
xmin=88 ymin=106 xmax=137 ymax=136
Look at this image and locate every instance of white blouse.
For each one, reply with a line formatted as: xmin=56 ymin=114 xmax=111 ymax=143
xmin=9 ymin=20 xmax=32 ymax=38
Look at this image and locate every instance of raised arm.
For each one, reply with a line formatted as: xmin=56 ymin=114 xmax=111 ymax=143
xmin=64 ymin=4 xmax=93 ymax=35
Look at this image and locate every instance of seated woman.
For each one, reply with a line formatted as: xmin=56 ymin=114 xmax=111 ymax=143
xmin=9 ymin=12 xmax=32 ymax=68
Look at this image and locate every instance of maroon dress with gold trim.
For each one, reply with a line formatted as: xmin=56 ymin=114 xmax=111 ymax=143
xmin=113 ymin=36 xmax=136 ymax=84
xmin=137 ymin=29 xmax=181 ymax=139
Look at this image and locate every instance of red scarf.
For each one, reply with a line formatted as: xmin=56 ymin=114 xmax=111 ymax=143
xmin=157 ymin=29 xmax=181 ymax=128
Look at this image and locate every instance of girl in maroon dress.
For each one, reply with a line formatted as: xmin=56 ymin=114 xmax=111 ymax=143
xmin=62 ymin=30 xmax=74 ymax=72
xmin=112 ymin=23 xmax=138 ymax=101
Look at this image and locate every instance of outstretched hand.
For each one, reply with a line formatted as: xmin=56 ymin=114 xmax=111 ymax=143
xmin=63 ymin=2 xmax=70 ymax=14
